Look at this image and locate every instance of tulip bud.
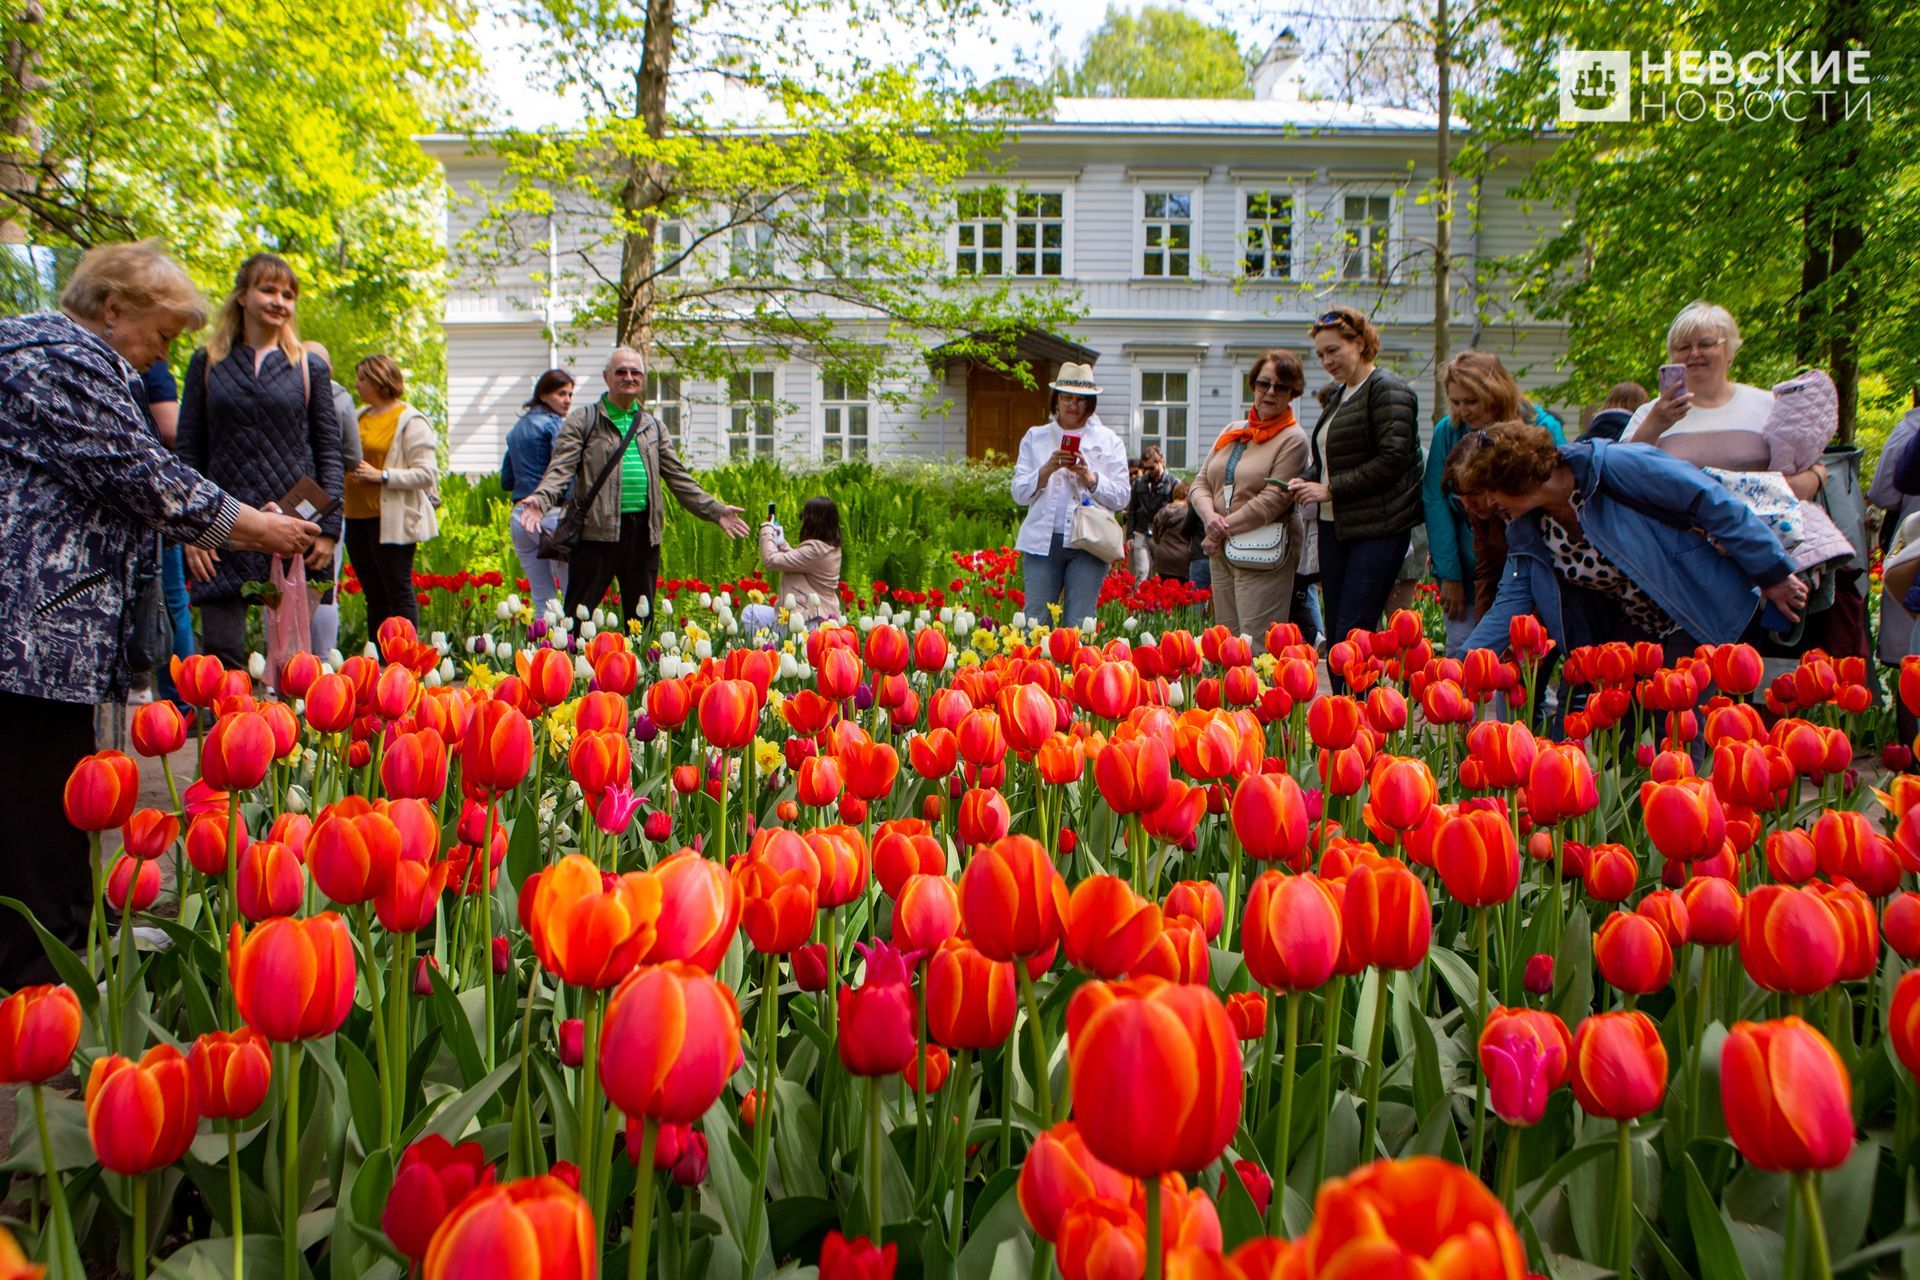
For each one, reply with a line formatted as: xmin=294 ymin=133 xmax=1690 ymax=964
xmin=1524 ymin=954 xmax=1554 ymax=995
xmin=1220 ymin=1158 xmax=1273 ymax=1220
xmin=415 ymin=955 xmax=439 ymax=997
xmin=795 ymin=942 xmax=829 ymax=991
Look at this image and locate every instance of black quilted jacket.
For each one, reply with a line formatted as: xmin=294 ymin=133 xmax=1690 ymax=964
xmin=177 ymin=345 xmax=342 ymax=602
xmin=1309 ymin=367 xmax=1425 ymax=540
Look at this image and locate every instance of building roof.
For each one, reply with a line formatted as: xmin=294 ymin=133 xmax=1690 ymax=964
xmin=1037 ymin=97 xmax=1446 ymax=134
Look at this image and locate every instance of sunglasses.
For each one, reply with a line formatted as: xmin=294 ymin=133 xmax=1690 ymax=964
xmin=609 ymin=369 xmax=646 ymax=379
xmin=1316 ymin=310 xmax=1357 ymax=327
xmin=1251 ymin=378 xmax=1290 ymax=393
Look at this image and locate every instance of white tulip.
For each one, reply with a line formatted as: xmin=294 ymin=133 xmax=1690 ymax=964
xmin=1079 ymin=616 xmax=1097 ymax=632
xmin=574 ymin=655 xmax=594 ymax=681
xmin=580 ymin=621 xmax=598 ymax=640
xmin=431 ymin=631 xmax=448 ymax=650
xmin=285 ymin=784 xmax=310 ymax=814
xmin=1013 ymin=612 xmax=1028 ymax=629
xmin=796 ymin=662 xmax=814 ymax=682
xmin=699 ymin=592 xmax=712 ymax=609
xmin=779 ymin=653 xmax=798 ymax=680
xmin=694 ymin=638 xmax=713 ymax=661
xmin=506 ymin=593 xmax=523 ymax=614
xmin=423 ymin=670 xmax=443 ymax=688
xmin=363 ymin=642 xmax=380 ymax=659
xmin=1139 ymin=631 xmax=1158 ymax=647
xmin=1167 ymin=683 xmax=1186 ymax=707
xmin=659 ymin=598 xmax=673 ymax=617
xmin=247 ymin=653 xmax=266 ymax=679
xmin=636 ymin=595 xmax=651 ymax=619
xmin=439 ymin=658 xmax=456 ymax=682
xmin=324 ymin=653 xmax=341 ymax=670
xmin=938 ymin=607 xmax=953 ymax=624
xmin=499 ymin=643 xmax=515 ymax=660
xmin=496 ymin=600 xmax=514 ymax=622
xmin=859 ymin=615 xmax=875 ymax=632
xmin=1123 ymin=617 xmax=1139 ymax=632
xmin=576 ymin=604 xmax=590 ymax=620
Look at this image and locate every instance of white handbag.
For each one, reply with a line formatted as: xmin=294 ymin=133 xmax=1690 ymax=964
xmin=1069 ymin=500 xmax=1126 ymax=564
xmin=1218 ymin=481 xmax=1291 ymax=570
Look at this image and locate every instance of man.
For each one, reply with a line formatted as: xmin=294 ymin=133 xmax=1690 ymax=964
xmin=516 ymin=347 xmax=750 ymax=624
xmin=304 ymin=342 xmax=362 ymax=657
xmin=1125 ymin=445 xmax=1175 ymax=580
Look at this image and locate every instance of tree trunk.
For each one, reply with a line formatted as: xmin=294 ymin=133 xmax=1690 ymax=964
xmin=1430 ymin=0 xmax=1452 ymax=426
xmin=614 ymin=0 xmax=676 ymax=352
xmin=0 ymin=0 xmax=46 ymax=245
xmin=1795 ymin=0 xmax=1867 ymax=442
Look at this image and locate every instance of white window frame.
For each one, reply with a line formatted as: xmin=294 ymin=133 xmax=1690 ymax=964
xmin=645 ymin=372 xmax=687 ymax=452
xmin=656 ymin=218 xmax=688 ymax=279
xmin=950 ymin=183 xmax=1074 ymax=279
xmin=1137 ymin=187 xmax=1199 ymax=280
xmin=816 ymin=371 xmax=872 ymax=462
xmin=727 ymin=219 xmax=778 ymax=278
xmin=1335 ymin=185 xmax=1404 ymax=285
xmin=1236 ymin=183 xmax=1300 ymax=281
xmin=816 ymin=192 xmax=875 ymax=280
xmin=1134 ymin=366 xmax=1197 ymax=471
xmin=727 ymin=368 xmax=779 ymax=460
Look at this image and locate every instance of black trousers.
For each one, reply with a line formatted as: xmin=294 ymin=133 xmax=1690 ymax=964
xmin=346 ymin=517 xmax=419 ymax=635
xmin=565 ymin=513 xmax=659 ymax=625
xmin=0 ymin=691 xmax=96 ymax=988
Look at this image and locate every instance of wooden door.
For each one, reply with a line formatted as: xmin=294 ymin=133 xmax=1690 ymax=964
xmin=967 ymin=362 xmax=1051 ymax=461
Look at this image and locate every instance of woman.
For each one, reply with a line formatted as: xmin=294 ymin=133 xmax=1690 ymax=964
xmin=1010 ymin=362 xmax=1129 ymax=629
xmin=1579 ymin=381 xmax=1648 ymax=444
xmin=1458 ymin=421 xmax=1807 ymax=659
xmin=1190 ymin=349 xmax=1310 ymax=636
xmin=743 ymin=497 xmax=844 ymax=637
xmin=0 ymin=241 xmax=318 ymax=986
xmin=1422 ymin=350 xmax=1565 ymax=654
xmin=177 ymin=252 xmax=343 ymax=668
xmin=1288 ymin=307 xmax=1423 ymax=659
xmin=1150 ymin=482 xmax=1196 ymax=582
xmin=345 ymin=355 xmax=439 ymax=635
xmin=502 ymin=368 xmax=574 ymax=617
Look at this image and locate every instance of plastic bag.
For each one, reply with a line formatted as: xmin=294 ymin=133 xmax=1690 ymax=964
xmin=265 ymin=554 xmax=312 ymax=694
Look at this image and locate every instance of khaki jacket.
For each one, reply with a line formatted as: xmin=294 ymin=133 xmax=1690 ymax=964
xmin=529 ymin=402 xmax=726 ymax=545
xmin=1189 ymin=423 xmax=1309 ymax=560
xmin=369 ymin=405 xmax=440 ymax=545
xmin=759 ymin=525 xmax=843 ymax=623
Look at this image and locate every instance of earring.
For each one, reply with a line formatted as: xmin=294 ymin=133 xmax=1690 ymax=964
xmin=103 ymin=324 xmax=114 ymax=340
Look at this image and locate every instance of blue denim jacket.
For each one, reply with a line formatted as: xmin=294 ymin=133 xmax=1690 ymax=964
xmin=501 ymin=407 xmax=566 ymax=501
xmin=1464 ymin=439 xmax=1793 ymax=653
xmin=1422 ymin=405 xmax=1564 ymax=584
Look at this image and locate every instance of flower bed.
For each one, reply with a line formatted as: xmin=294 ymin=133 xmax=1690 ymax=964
xmin=3 ymin=608 xmax=1916 ymax=1280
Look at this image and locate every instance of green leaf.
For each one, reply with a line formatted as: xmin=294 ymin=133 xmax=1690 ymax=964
xmin=412 ymin=1059 xmax=517 ymax=1144
xmin=1521 ymin=1136 xmax=1615 ymax=1215
xmin=1426 ymin=946 xmax=1483 ymax=1025
xmin=1816 ymin=1136 xmax=1877 ymax=1259
xmin=1216 ymin=1154 xmax=1265 ymax=1250
xmin=771 ymin=1078 xmax=831 ymax=1200
xmin=1681 ymin=1154 xmax=1751 ymax=1280
xmin=337 ymin=1033 xmax=386 ymax=1154
xmin=0 ymin=895 xmax=99 ymax=1012
xmin=957 ymin=1166 xmax=1032 ymax=1280
xmin=1551 ymin=904 xmax=1594 ymax=1029
xmin=505 ymin=794 xmax=542 ymax=890
xmin=768 ymin=1195 xmax=838 ymax=1262
xmin=2 ymin=1088 xmax=93 ymax=1174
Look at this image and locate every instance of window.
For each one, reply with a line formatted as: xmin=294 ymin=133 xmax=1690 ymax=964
xmin=1241 ymin=189 xmax=1292 ymax=280
xmin=820 ymin=374 xmax=870 ymax=461
xmin=657 ymin=220 xmax=686 ymax=279
xmin=646 ymin=374 xmax=684 ymax=451
xmin=1340 ymin=194 xmax=1394 ymax=282
xmin=955 ymin=188 xmax=1064 ymax=277
xmin=728 ymin=371 xmax=777 ymax=459
xmin=1141 ymin=191 xmax=1193 ymax=278
xmin=1138 ymin=371 xmax=1192 ymax=470
xmin=730 ymin=222 xmax=776 ymax=277
xmin=822 ymin=193 xmax=873 ymax=277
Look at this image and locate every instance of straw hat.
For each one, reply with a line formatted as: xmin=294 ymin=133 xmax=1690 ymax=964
xmin=1049 ymin=362 xmax=1103 ymax=395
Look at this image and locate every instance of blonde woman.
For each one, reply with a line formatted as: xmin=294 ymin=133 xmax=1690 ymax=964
xmin=345 ymin=355 xmax=439 ymax=633
xmin=177 ymin=252 xmax=343 ymax=667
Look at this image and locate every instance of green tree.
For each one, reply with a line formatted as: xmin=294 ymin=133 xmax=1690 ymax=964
xmin=1058 ymin=4 xmax=1251 ymax=99
xmin=0 ymin=0 xmax=479 ymax=407
xmin=471 ymin=0 xmax=1081 ymax=406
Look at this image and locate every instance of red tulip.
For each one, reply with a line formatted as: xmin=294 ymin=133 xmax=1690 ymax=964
xmin=1434 ymin=807 xmax=1520 ymax=907
xmin=1230 ymin=772 xmax=1311 ymax=870
xmin=1019 ymin=1120 xmax=1135 ymax=1243
xmin=1641 ymin=776 xmax=1727 ymax=862
xmin=1063 ymin=875 xmax=1162 ymax=979
xmin=1569 ymin=1010 xmax=1668 ymax=1120
xmin=838 ymin=940 xmax=919 ymax=1076
xmin=106 ymin=855 xmax=161 ymax=912
xmin=1226 ymin=992 xmax=1267 ymax=1042
xmin=960 ymin=835 xmax=1068 ymax=961
xmin=420 ymin=1174 xmax=595 ymax=1280
xmin=188 ymin=1027 xmax=272 ymax=1120
xmin=462 ymin=700 xmax=534 ymax=793
xmin=1367 ymin=755 xmax=1437 ymax=834
xmin=86 ymin=1044 xmax=199 ymax=1176
xmin=1292 ymin=1155 xmax=1526 ymax=1276
xmin=1594 ymin=911 xmax=1674 ymax=996
xmin=1739 ymin=884 xmax=1843 ymax=996
xmin=1093 ymin=734 xmax=1172 ymax=816
xmin=202 ymin=710 xmax=275 ymax=792
xmin=1893 ymin=970 xmax=1920 ymax=1078
xmin=64 ymin=749 xmax=140 ymax=831
xmin=641 ymin=850 xmax=742 ymax=972
xmin=599 ymin=962 xmax=742 ymax=1123
xmin=382 ymin=1135 xmax=497 ymax=1263
xmin=1163 ymin=880 xmax=1225 ymax=942
xmin=1720 ymin=1017 xmax=1854 ymax=1172
xmin=0 ymin=984 xmax=81 ymax=1083
xmin=1343 ymin=858 xmax=1432 ymax=971
xmin=229 ymin=913 xmax=356 ymax=1041
xmin=892 ymin=874 xmax=963 ymax=955
xmin=1243 ymin=872 xmax=1341 ymax=993
xmin=872 ymin=818 xmax=945 ymax=898
xmin=129 ymin=701 xmax=188 ymax=757
xmin=121 ymin=808 xmax=179 ymax=861
xmin=819 ymin=1231 xmax=898 ymax=1280
xmin=235 ymin=839 xmax=305 ymax=921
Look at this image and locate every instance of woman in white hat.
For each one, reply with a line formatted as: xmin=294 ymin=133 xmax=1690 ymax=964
xmin=1009 ymin=362 xmax=1130 ymax=629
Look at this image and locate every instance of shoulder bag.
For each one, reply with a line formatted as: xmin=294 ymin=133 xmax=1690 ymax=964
xmin=126 ymin=531 xmax=172 ymax=674
xmin=1069 ymin=499 xmax=1126 ymax=564
xmin=1222 ymin=436 xmax=1292 ymax=570
xmin=538 ymin=408 xmax=649 ymax=563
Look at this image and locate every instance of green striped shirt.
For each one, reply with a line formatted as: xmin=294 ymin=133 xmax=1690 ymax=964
xmin=605 ymin=397 xmax=649 ymax=513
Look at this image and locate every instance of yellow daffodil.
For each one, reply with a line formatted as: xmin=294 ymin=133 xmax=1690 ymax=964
xmin=753 ymin=738 xmax=781 ymax=775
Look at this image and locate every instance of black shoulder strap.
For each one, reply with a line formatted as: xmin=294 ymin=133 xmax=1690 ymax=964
xmin=574 ymin=407 xmax=649 ymax=512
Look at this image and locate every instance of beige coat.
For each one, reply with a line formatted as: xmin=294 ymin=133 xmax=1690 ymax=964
xmin=528 ymin=402 xmax=726 ymax=545
xmin=759 ymin=525 xmax=843 ymax=622
xmin=367 ymin=405 xmax=441 ymax=545
xmin=1188 ymin=423 xmax=1310 ymax=557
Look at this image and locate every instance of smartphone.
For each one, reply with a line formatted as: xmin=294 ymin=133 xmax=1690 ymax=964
xmin=1060 ymin=433 xmax=1082 ymax=454
xmin=766 ymin=501 xmax=777 ymax=519
xmin=1658 ymin=363 xmax=1687 ymax=397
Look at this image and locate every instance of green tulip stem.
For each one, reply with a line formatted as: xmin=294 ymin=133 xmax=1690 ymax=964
xmin=1016 ymin=963 xmax=1054 ymax=1124
xmin=1144 ymin=1174 xmax=1164 ymax=1280
xmin=1471 ymin=909 xmax=1490 ymax=1173
xmin=283 ymin=1043 xmax=303 ymax=1280
xmin=112 ymin=870 xmax=136 ymax=1055
xmin=1268 ymin=991 xmax=1300 ymax=1235
xmin=1255 ymin=992 xmax=1278 ymax=1133
xmin=354 ymin=908 xmax=393 ymax=1149
xmin=33 ymin=1085 xmax=81 ymax=1277
xmin=867 ymin=1075 xmax=885 ymax=1241
xmin=1359 ymin=971 xmax=1390 ymax=1161
xmin=630 ymin=1120 xmax=659 ymax=1280
xmin=1497 ymin=1121 xmax=1520 ymax=1217
xmin=224 ymin=801 xmax=242 ymax=1025
xmin=131 ymin=1172 xmax=148 ymax=1280
xmin=482 ymin=799 xmax=501 ymax=1073
xmin=578 ymin=989 xmax=605 ymax=1193
xmin=1798 ymin=1172 xmax=1833 ymax=1280
xmin=947 ymin=1050 xmax=974 ymax=1257
xmin=744 ymin=951 xmax=780 ymax=1266
xmin=1613 ymin=1121 xmax=1634 ymax=1278
xmin=87 ymin=831 xmax=103 ymax=981
xmin=1224 ymin=835 xmax=1244 ymax=950
xmin=229 ymin=1121 xmax=245 ymax=1280
xmin=392 ymin=933 xmax=413 ymax=1153
xmin=1313 ymin=976 xmax=1347 ymax=1191
xmin=914 ymin=969 xmax=930 ymax=1191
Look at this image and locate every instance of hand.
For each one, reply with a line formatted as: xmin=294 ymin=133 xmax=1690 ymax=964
xmin=1206 ymin=514 xmax=1232 ymax=541
xmin=304 ymin=535 xmax=336 ymax=573
xmin=1763 ymin=574 xmax=1809 ymax=623
xmin=1200 ymin=533 xmax=1222 ymax=557
xmin=517 ymin=503 xmax=547 ymax=536
xmin=1785 ymin=463 xmax=1829 ymax=501
xmin=352 ymin=461 xmax=384 ymax=484
xmin=184 ymin=544 xmax=218 ymax=583
xmin=1069 ymin=457 xmax=1094 ymax=487
xmin=1642 ymin=384 xmax=1693 ymax=434
xmin=1439 ymin=579 xmax=1468 ymax=621
xmin=1288 ymin=478 xmax=1332 ymax=505
xmin=225 ymin=502 xmax=321 ymax=557
xmin=717 ymin=506 xmax=750 ymax=539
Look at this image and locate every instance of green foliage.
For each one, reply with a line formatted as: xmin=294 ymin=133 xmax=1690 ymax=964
xmin=1055 ymin=4 xmax=1253 ymax=99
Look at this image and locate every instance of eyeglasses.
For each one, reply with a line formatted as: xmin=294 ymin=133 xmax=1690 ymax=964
xmin=1316 ymin=310 xmax=1352 ymax=327
xmin=1670 ymin=339 xmax=1723 ymax=356
xmin=609 ymin=369 xmax=646 ymax=380
xmin=1251 ymin=378 xmax=1289 ymax=393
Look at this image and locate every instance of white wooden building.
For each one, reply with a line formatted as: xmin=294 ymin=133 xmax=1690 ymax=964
xmin=427 ymin=41 xmax=1565 ymax=477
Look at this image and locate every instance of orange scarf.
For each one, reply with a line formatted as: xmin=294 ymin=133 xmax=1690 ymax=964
xmin=1212 ymin=406 xmax=1296 ymax=452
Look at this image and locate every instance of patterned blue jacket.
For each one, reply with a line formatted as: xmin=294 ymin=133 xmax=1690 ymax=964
xmin=0 ymin=313 xmax=239 ymax=704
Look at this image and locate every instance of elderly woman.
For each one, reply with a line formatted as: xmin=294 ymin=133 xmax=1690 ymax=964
xmin=1457 ymin=421 xmax=1807 ymax=659
xmin=1190 ymin=348 xmax=1310 ymax=637
xmin=1011 ymin=362 xmax=1130 ymax=629
xmin=0 ymin=241 xmax=318 ymax=986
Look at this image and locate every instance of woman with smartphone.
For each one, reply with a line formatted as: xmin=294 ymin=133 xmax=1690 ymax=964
xmin=743 ymin=496 xmax=843 ymax=637
xmin=1010 ymin=363 xmax=1130 ymax=630
xmin=1625 ymin=301 xmax=1779 ymax=473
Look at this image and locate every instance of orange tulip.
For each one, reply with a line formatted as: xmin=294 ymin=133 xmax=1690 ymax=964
xmin=999 ymin=683 xmax=1059 ymax=756
xmin=1635 ymin=889 xmax=1691 ymax=948
xmin=1174 ymin=711 xmax=1241 ymax=782
xmin=1594 ymin=911 xmax=1674 ymax=996
xmin=377 ymin=856 xmax=451 ymax=934
xmin=1679 ymin=876 xmax=1741 ymax=947
xmin=925 ymin=937 xmax=1018 ymax=1050
xmin=1019 ymin=1120 xmax=1135 ymax=1243
xmin=566 ymin=729 xmax=630 ymax=806
xmin=1813 ymin=881 xmax=1878 ymax=983
xmin=909 ymin=727 xmax=960 ymax=780
xmin=1367 ymin=755 xmax=1437 ymax=834
xmin=121 ymin=807 xmax=180 ymax=861
xmin=599 ymin=962 xmax=742 ymax=1123
xmin=1163 ymin=880 xmax=1225 ymax=942
xmin=235 ymin=839 xmax=306 ymax=922
xmin=1094 ymin=735 xmax=1172 ymax=816
xmin=1640 ymin=776 xmax=1727 ymax=862
xmin=1064 ymin=876 xmax=1162 ymax=979
xmin=913 ymin=627 xmax=950 ymax=673
xmin=520 ymin=646 xmax=572 ymax=709
xmin=1739 ymin=884 xmax=1844 ymax=996
xmin=0 ymin=984 xmax=81 ymax=1083
xmin=1892 ymin=970 xmax=1920 ymax=1078
xmin=1133 ymin=916 xmax=1209 ymax=985
xmin=462 ymin=701 xmax=534 ymax=793
xmin=1343 ymin=858 xmax=1432 ymax=971
xmin=309 ymin=809 xmax=400 ymax=907
xmin=1143 ymin=779 xmax=1207 ymax=847
xmin=374 ymin=662 xmax=420 ymax=721
xmin=645 ymin=676 xmax=695 ymax=730
xmin=697 ymin=679 xmax=759 ymax=750
xmin=169 ymin=653 xmax=227 ymax=708
xmin=1569 ymin=1010 xmax=1668 ymax=1120
xmin=839 ymin=736 xmax=900 ymax=803
xmin=85 ymin=1043 xmax=199 ymax=1175
xmin=63 ymin=749 xmax=139 ymax=831
xmin=1306 ymin=695 xmax=1361 ymax=750
xmin=1582 ymin=842 xmax=1638 ymax=903
xmin=806 ymin=824 xmax=871 ymax=910
xmin=960 ymin=834 xmax=1068 ymax=961
xmin=1242 ymin=872 xmax=1341 ymax=993
xmin=1067 ymin=978 xmax=1242 ymax=1177
xmin=189 ymin=1027 xmax=273 ymax=1120
xmin=106 ymin=855 xmax=161 ymax=912
xmin=201 ymin=710 xmax=275 ymax=792
xmin=229 ymin=913 xmax=356 ymax=1042
xmin=1720 ymin=1017 xmax=1854 ymax=1172
xmin=893 ymin=874 xmax=963 ymax=954
xmin=1229 ymin=772 xmax=1310 ymax=870
xmin=525 ymin=855 xmax=663 ymax=988
xmin=1080 ymin=660 xmax=1142 ymax=720
xmin=641 ymin=850 xmax=742 ymax=973
xmin=1434 ymin=807 xmax=1520 ymax=908
xmin=1291 ymin=1155 xmax=1527 ymax=1278
xmin=129 ymin=700 xmax=189 ymax=757
xmin=957 ymin=786 xmax=1013 ymax=846
xmin=1464 ymin=718 xmax=1537 ymax=788
xmin=420 ymin=1174 xmax=596 ymax=1280
xmin=872 ymin=818 xmax=945 ymax=898
xmin=1525 ymin=743 xmax=1598 ymax=826
xmin=1036 ymin=732 xmax=1085 ymax=786
xmin=736 ymin=858 xmax=817 ymax=955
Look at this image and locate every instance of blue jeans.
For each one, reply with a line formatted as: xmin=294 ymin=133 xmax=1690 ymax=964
xmin=1319 ymin=523 xmax=1410 ymax=689
xmin=154 ymin=543 xmax=196 ymax=706
xmin=1021 ymin=533 xmax=1110 ymax=630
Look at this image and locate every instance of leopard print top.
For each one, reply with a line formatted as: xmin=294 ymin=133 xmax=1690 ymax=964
xmin=1537 ymin=512 xmax=1678 ymax=637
